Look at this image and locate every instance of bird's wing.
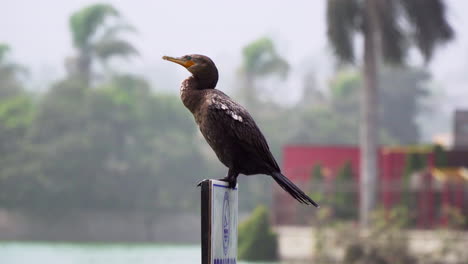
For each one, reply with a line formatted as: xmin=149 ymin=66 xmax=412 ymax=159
xmin=206 ymin=91 xmax=280 ymax=171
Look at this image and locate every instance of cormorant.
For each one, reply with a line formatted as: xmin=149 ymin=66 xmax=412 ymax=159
xmin=163 ymin=54 xmax=318 ymax=207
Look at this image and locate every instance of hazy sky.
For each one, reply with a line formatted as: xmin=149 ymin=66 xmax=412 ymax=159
xmin=1 ymin=0 xmax=467 ymax=109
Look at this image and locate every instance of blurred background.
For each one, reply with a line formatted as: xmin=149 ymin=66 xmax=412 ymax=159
xmin=0 ymin=0 xmax=467 ymax=263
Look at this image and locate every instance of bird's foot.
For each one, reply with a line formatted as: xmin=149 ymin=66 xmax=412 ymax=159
xmin=219 ymin=177 xmax=237 ymax=189
xmin=196 ymin=178 xmax=237 ymax=189
xmin=196 ymin=179 xmax=210 ymax=187
xmin=228 ymin=180 xmax=237 ymax=189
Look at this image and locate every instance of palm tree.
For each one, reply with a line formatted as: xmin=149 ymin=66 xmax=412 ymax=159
xmin=239 ymin=37 xmax=289 ymax=110
xmin=68 ymin=3 xmax=138 ymax=85
xmin=326 ymin=0 xmax=454 ymax=227
xmin=0 ymin=44 xmax=27 ymax=98
xmin=235 ymin=38 xmax=290 ymax=207
xmin=0 ymin=44 xmax=9 ymax=62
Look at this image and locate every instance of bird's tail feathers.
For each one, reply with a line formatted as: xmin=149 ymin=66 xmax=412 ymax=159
xmin=272 ymin=172 xmax=319 ymax=207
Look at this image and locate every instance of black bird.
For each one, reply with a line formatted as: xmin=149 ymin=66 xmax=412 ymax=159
xmin=163 ymin=54 xmax=318 ymax=207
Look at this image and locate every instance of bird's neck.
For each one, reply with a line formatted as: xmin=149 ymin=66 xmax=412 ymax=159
xmin=192 ymin=66 xmax=219 ymax=89
xmin=195 ymin=74 xmax=218 ymax=89
xmin=180 ymin=76 xmax=207 ymax=114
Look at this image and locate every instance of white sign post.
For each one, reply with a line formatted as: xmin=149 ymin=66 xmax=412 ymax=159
xmin=201 ymin=180 xmax=238 ymax=264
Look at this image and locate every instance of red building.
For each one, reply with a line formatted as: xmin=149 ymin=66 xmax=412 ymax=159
xmin=274 ymin=145 xmax=468 ymax=228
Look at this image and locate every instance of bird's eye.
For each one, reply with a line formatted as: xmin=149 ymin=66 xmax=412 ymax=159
xmin=185 ymin=55 xmax=192 ymax=60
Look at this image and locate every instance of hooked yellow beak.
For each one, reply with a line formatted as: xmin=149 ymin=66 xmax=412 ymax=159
xmin=162 ymin=56 xmax=195 ymax=68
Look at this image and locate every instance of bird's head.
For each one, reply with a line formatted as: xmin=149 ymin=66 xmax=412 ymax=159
xmin=163 ymin=54 xmax=219 ymax=88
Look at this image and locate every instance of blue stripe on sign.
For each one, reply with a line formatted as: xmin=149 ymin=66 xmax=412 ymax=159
xmin=213 ymin=258 xmax=236 ymax=264
xmin=213 ymin=184 xmax=237 ymax=190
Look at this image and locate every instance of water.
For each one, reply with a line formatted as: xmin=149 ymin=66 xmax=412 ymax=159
xmin=0 ymin=242 xmax=277 ymax=264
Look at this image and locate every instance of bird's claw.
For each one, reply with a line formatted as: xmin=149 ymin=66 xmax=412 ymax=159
xmin=219 ymin=177 xmax=236 ymax=189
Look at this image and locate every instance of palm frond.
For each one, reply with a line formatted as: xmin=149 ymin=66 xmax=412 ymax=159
xmin=242 ymin=37 xmax=289 ymax=78
xmin=101 ymin=23 xmax=137 ymax=40
xmin=399 ymin=0 xmax=454 ymax=61
xmin=256 ymin=57 xmax=289 ymax=79
xmin=93 ymin=38 xmax=139 ymax=62
xmin=70 ymin=3 xmax=120 ymax=48
xmin=242 ymin=37 xmax=274 ymax=73
xmin=326 ymin=0 xmax=361 ymax=63
xmin=377 ymin=0 xmax=406 ymax=64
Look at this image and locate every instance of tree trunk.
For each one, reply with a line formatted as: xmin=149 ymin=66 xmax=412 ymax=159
xmin=243 ymin=72 xmax=256 ymax=111
xmin=77 ymin=50 xmax=92 ymax=86
xmin=360 ymin=0 xmax=379 ymax=228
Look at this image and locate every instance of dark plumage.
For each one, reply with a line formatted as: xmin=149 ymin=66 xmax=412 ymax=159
xmin=163 ymin=54 xmax=318 ymax=207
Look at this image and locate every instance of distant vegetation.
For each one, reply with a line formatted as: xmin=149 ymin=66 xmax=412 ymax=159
xmin=0 ymin=3 xmax=438 ymax=214
xmin=327 ymin=0 xmax=454 ymax=226
xmin=238 ymin=205 xmax=278 ymax=261
xmin=0 ymin=4 xmax=209 ymax=213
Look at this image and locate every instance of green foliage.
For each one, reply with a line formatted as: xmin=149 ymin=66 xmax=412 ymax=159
xmin=317 ymin=206 xmax=465 ymax=263
xmin=70 ymin=3 xmax=119 ymax=48
xmin=0 ymin=45 xmax=32 ymax=199
xmin=402 ymin=152 xmax=426 ymax=193
xmin=442 ymin=206 xmax=467 ymax=229
xmin=94 ymin=37 xmax=138 ymax=62
xmin=0 ymin=44 xmax=11 ymax=62
xmin=309 ymin=161 xmax=357 ymax=221
xmin=68 ymin=3 xmax=137 ymax=84
xmin=313 ymin=67 xmax=430 ymax=145
xmin=326 ymin=0 xmax=454 ymax=64
xmin=242 ymin=37 xmax=288 ymax=78
xmin=0 ymin=44 xmax=28 ymax=99
xmin=234 ymin=38 xmax=292 ymax=209
xmin=433 ymin=144 xmax=447 ymax=167
xmin=238 ymin=205 xmax=278 ymax=261
xmin=312 ymin=207 xmax=336 ymax=262
xmin=380 ymin=67 xmax=431 ymax=143
xmin=309 ymin=163 xmax=326 ymax=203
xmin=336 ymin=161 xmax=353 ymax=182
xmin=326 ymin=0 xmax=453 ymax=226
xmin=238 ymin=37 xmax=290 ymax=114
xmin=0 ymin=95 xmax=34 ymax=173
xmin=288 ymin=102 xmax=358 ymax=144
xmin=378 ymin=1 xmax=406 ymax=65
xmin=0 ymin=2 xmax=451 ymax=220
xmin=404 ymin=153 xmax=426 ymax=177
xmin=0 ymin=96 xmax=33 ymax=132
xmin=0 ymin=72 xmax=210 ymax=212
xmin=0 ymin=94 xmax=35 ymax=207
xmin=339 ymin=207 xmax=415 ymax=264
xmin=330 ymin=70 xmax=360 ymax=98
xmin=362 ymin=207 xmax=415 ymax=264
xmin=372 ymin=206 xmax=411 ymax=232
xmin=311 ymin=163 xmax=324 ymax=181
xmin=401 ymin=152 xmax=426 ymax=211
xmin=326 ymin=0 xmax=360 ymax=62
xmin=333 ymin=161 xmax=357 ymax=219
xmin=400 ymin=0 xmax=454 ymax=61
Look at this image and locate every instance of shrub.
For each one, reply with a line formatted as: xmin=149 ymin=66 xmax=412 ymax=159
xmin=238 ymin=205 xmax=278 ymax=261
xmin=342 ymin=207 xmax=416 ymax=264
xmin=309 ymin=163 xmax=326 ymax=204
xmin=333 ymin=161 xmax=357 ymax=219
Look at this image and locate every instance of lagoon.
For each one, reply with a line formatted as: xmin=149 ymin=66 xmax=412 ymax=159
xmin=0 ymin=242 xmax=277 ymax=264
